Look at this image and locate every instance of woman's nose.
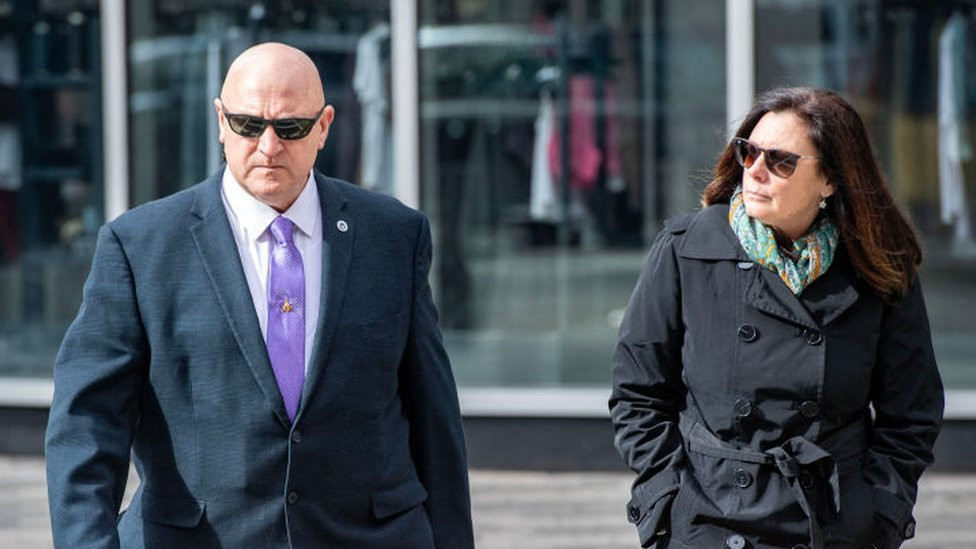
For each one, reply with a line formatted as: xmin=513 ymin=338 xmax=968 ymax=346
xmin=746 ymin=151 xmax=769 ymax=181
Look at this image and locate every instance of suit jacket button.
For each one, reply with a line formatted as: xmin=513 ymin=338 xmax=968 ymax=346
xmin=733 ymin=398 xmax=752 ymax=418
xmin=737 ymin=324 xmax=758 ymax=342
xmin=800 ymin=400 xmax=820 ymax=418
xmin=627 ymin=505 xmax=641 ymax=522
xmin=287 ymin=491 xmax=298 ymax=505
xmin=291 ymin=430 xmax=303 ymax=444
xmin=803 ymin=328 xmax=823 ymax=345
xmin=903 ymin=521 xmax=916 ymax=538
xmin=726 ymin=533 xmax=746 ymax=549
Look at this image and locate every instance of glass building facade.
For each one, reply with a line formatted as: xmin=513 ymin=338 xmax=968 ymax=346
xmin=0 ymin=1 xmax=974 ymax=406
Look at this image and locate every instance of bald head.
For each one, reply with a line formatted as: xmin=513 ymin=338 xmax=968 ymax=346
xmin=221 ymin=42 xmax=325 ymax=108
xmin=215 ymin=42 xmax=335 ymax=212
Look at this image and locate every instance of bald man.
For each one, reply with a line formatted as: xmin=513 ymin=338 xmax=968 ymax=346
xmin=45 ymin=43 xmax=474 ymax=548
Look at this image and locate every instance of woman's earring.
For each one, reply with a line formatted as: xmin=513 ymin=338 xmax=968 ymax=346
xmin=818 ymin=198 xmax=827 ymax=210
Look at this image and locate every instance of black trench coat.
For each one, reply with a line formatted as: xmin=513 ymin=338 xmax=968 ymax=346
xmin=610 ymin=205 xmax=944 ymax=549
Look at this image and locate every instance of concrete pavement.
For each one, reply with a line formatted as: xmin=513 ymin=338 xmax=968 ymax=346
xmin=3 ymin=456 xmax=974 ymax=548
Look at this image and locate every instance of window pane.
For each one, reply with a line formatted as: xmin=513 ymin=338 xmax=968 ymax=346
xmin=756 ymin=0 xmax=976 ymax=388
xmin=418 ymin=0 xmax=725 ymax=387
xmin=127 ymin=1 xmax=392 ymax=205
xmin=0 ymin=2 xmax=102 ymax=378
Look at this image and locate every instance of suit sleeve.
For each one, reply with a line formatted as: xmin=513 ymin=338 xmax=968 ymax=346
xmin=864 ymin=277 xmax=944 ymax=548
xmin=45 ymin=224 xmax=148 ymax=549
xmin=609 ymin=228 xmax=687 ymax=548
xmin=398 ymin=215 xmax=475 ymax=549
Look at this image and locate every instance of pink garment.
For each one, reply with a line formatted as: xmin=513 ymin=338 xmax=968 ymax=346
xmin=548 ymin=75 xmax=621 ymax=191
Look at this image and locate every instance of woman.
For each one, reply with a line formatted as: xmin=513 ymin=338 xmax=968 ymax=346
xmin=610 ymin=87 xmax=943 ymax=549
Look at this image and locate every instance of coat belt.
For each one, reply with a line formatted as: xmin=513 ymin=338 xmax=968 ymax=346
xmin=678 ymin=413 xmax=869 ymax=549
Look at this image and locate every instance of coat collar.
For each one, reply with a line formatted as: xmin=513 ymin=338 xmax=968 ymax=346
xmin=674 ymin=204 xmax=749 ymax=261
xmin=674 ymin=204 xmax=860 ymax=328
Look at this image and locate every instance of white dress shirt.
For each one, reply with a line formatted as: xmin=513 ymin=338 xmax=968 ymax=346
xmin=220 ymin=169 xmax=323 ymax=373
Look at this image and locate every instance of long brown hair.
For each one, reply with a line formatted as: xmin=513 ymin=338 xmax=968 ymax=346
xmin=702 ymin=87 xmax=921 ymax=299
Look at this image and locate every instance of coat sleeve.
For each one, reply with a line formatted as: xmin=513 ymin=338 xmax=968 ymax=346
xmin=398 ymin=214 xmax=475 ymax=548
xmin=45 ymin=224 xmax=148 ymax=549
xmin=864 ymin=277 xmax=944 ymax=548
xmin=609 ymin=228 xmax=687 ymax=547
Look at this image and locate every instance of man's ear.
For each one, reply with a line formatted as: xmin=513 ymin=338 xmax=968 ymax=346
xmin=214 ymin=98 xmax=226 ymax=144
xmin=317 ymin=105 xmax=335 ymax=149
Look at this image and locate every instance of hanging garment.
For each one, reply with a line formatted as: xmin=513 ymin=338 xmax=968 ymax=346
xmin=530 ymin=89 xmax=558 ymax=221
xmin=353 ymin=23 xmax=393 ymax=194
xmin=938 ymin=12 xmax=974 ymax=248
xmin=548 ymin=75 xmax=623 ymax=192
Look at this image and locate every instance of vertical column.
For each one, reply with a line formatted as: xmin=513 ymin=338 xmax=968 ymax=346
xmin=391 ymin=0 xmax=420 ymax=209
xmin=101 ymin=0 xmax=128 ymax=220
xmin=726 ymin=0 xmax=754 ymax=135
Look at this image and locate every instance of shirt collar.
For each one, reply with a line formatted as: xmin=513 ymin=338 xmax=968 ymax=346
xmin=221 ymin=168 xmax=319 ymax=242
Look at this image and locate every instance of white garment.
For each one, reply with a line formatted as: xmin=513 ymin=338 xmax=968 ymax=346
xmin=220 ymin=169 xmax=323 ymax=373
xmin=0 ymin=125 xmax=21 ymax=191
xmin=353 ymin=23 xmax=393 ymax=194
xmin=938 ymin=12 xmax=973 ymax=246
xmin=530 ymin=90 xmax=558 ymax=221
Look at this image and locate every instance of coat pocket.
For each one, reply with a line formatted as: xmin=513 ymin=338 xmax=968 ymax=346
xmin=371 ymin=478 xmax=429 ymax=520
xmin=626 ymin=474 xmax=680 ymax=547
xmin=140 ymin=490 xmax=206 ymax=528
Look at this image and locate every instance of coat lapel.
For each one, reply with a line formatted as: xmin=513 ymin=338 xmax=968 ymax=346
xmin=680 ymin=204 xmax=847 ymax=330
xmin=797 ymin=261 xmax=860 ymax=326
xmin=188 ymin=174 xmax=291 ymax=427
xmin=298 ymin=175 xmax=353 ymax=418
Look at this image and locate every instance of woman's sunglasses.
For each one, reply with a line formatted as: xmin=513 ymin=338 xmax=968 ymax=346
xmin=219 ymin=99 xmax=326 ymax=140
xmin=731 ymin=137 xmax=818 ymax=178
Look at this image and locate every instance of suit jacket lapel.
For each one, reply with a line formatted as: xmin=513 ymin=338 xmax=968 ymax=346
xmin=188 ymin=173 xmax=291 ymax=427
xmin=299 ymin=174 xmax=353 ymax=418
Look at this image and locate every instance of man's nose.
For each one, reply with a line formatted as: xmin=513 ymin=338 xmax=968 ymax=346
xmin=257 ymin=125 xmax=284 ymax=159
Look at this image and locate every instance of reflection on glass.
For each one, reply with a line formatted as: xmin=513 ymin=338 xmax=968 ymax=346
xmin=419 ymin=1 xmax=726 ymax=387
xmin=756 ymin=0 xmax=976 ymax=388
xmin=0 ymin=3 xmax=102 ymax=377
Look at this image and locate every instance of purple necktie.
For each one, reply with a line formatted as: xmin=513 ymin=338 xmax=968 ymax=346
xmin=267 ymin=216 xmax=305 ymax=421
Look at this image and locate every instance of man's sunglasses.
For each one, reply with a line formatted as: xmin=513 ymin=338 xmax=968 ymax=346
xmin=219 ymin=99 xmax=326 ymax=140
xmin=731 ymin=137 xmax=818 ymax=178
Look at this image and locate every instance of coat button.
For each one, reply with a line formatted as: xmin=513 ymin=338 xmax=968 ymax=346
xmin=291 ymin=430 xmax=303 ymax=444
xmin=799 ymin=400 xmax=820 ymax=418
xmin=287 ymin=491 xmax=298 ymax=505
xmin=903 ymin=521 xmax=916 ymax=538
xmin=733 ymin=398 xmax=752 ymax=418
xmin=726 ymin=533 xmax=746 ymax=549
xmin=733 ymin=468 xmax=753 ymax=489
xmin=803 ymin=328 xmax=823 ymax=345
xmin=737 ymin=324 xmax=758 ymax=342
xmin=627 ymin=505 xmax=641 ymax=521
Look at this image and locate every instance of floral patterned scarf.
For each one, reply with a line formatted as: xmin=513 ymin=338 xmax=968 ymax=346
xmin=729 ymin=186 xmax=838 ymax=294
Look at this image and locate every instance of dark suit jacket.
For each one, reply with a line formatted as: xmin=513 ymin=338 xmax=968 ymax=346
xmin=45 ymin=170 xmax=474 ymax=548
